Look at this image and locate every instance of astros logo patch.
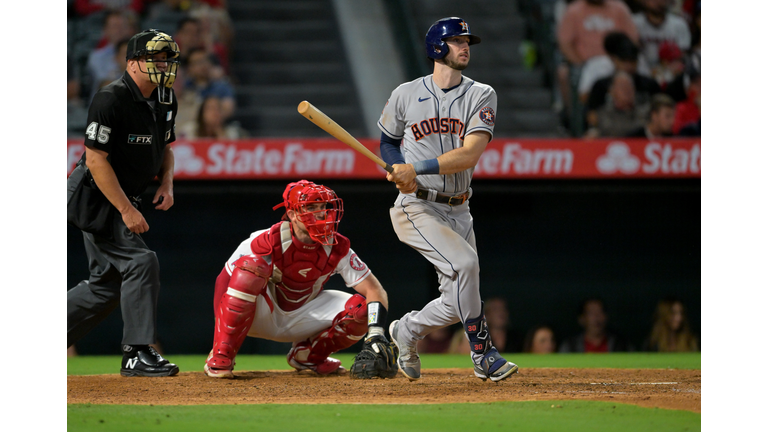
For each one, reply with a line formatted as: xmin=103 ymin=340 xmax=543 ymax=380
xmin=479 ymin=107 xmax=495 ymax=126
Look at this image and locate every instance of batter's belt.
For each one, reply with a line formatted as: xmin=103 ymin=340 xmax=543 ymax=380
xmin=415 ymin=188 xmax=470 ymax=206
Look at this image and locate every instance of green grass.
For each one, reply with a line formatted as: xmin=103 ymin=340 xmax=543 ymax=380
xmin=68 ymin=352 xmax=701 ymax=376
xmin=67 ymin=401 xmax=700 ymax=432
xmin=67 ymin=353 xmax=701 ymax=432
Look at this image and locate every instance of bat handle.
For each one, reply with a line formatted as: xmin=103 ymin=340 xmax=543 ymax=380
xmin=384 ymin=163 xmax=394 ymax=174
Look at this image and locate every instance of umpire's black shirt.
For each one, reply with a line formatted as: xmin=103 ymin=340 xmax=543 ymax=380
xmin=83 ymin=71 xmax=178 ymax=197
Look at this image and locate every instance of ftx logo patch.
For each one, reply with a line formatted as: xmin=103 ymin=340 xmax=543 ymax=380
xmin=128 ymin=134 xmax=152 ymax=144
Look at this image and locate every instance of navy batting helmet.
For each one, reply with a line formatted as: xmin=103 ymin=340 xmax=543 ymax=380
xmin=425 ymin=17 xmax=481 ymax=60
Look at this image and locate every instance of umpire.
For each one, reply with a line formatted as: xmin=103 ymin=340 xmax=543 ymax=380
xmin=67 ymin=29 xmax=181 ymax=377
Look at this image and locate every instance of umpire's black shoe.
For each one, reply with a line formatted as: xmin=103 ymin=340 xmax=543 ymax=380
xmin=120 ymin=345 xmax=180 ymax=377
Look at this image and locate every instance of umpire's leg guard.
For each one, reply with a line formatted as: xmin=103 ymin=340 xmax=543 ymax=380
xmin=287 ymin=294 xmax=368 ymax=374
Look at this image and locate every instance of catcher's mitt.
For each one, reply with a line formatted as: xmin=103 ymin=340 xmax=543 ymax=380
xmin=349 ymin=334 xmax=399 ymax=379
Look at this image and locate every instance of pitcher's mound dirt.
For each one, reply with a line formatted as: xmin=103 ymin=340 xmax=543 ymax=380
xmin=67 ymin=367 xmax=701 ymax=412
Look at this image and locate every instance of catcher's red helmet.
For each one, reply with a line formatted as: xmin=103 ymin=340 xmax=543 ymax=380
xmin=273 ymin=180 xmax=343 ymax=245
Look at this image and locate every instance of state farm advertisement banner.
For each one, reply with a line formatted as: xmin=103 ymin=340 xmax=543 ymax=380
xmin=66 ymin=138 xmax=700 ymax=179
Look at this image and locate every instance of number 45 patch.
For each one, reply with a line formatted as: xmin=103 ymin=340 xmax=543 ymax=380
xmin=86 ymin=122 xmax=112 ymax=144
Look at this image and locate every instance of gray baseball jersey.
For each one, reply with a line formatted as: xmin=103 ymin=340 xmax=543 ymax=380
xmin=378 ymin=74 xmax=497 ymax=346
xmin=378 ymin=74 xmax=497 ymax=194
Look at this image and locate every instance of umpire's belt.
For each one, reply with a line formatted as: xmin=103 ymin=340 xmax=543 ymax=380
xmin=415 ymin=188 xmax=469 ymax=206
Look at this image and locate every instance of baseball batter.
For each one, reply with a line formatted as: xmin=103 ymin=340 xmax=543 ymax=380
xmin=204 ymin=180 xmax=397 ymax=379
xmin=379 ymin=17 xmax=518 ymax=382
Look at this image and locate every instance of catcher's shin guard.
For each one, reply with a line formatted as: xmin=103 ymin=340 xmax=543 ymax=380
xmin=287 ymin=294 xmax=368 ymax=374
xmin=464 ymin=303 xmax=519 ymax=382
xmin=206 ymin=256 xmax=271 ymax=378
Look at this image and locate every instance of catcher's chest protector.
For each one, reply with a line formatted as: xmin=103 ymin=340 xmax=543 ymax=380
xmin=254 ymin=222 xmax=349 ymax=311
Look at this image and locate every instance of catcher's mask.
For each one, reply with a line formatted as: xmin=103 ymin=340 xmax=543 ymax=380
xmin=272 ymin=180 xmax=344 ymax=246
xmin=126 ymin=29 xmax=180 ymax=104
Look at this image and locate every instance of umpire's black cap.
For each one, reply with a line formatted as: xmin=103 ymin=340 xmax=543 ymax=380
xmin=125 ymin=29 xmax=179 ymax=61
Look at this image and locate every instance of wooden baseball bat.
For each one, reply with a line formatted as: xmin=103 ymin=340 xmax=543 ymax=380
xmin=297 ymin=101 xmax=394 ymax=173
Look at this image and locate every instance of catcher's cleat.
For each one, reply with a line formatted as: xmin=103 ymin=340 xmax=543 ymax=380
xmin=204 ymin=350 xmax=235 ymax=379
xmin=288 ymin=355 xmax=346 ymax=375
xmin=120 ymin=345 xmax=179 ymax=377
xmin=286 ymin=342 xmax=345 ymax=375
xmin=389 ymin=320 xmax=421 ymax=381
xmin=472 ymin=347 xmax=519 ymax=382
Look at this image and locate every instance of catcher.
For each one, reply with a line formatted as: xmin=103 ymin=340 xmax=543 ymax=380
xmin=204 ymin=180 xmax=397 ymax=379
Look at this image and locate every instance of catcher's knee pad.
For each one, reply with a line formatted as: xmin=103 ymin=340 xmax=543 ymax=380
xmin=290 ymin=294 xmax=368 ymax=367
xmin=215 ymin=255 xmax=270 ymax=343
xmin=229 ymin=255 xmax=272 ymax=296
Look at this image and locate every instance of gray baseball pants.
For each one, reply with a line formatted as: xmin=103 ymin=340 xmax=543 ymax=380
xmin=389 ymin=193 xmax=483 ymax=348
xmin=67 ymin=213 xmax=161 ymax=348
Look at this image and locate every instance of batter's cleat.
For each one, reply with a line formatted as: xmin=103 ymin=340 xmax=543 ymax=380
xmin=389 ymin=320 xmax=421 ymax=381
xmin=204 ymin=350 xmax=235 ymax=379
xmin=473 ymin=348 xmax=519 ymax=382
xmin=120 ymin=345 xmax=179 ymax=377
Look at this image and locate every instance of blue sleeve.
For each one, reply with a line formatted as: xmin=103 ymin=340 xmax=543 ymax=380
xmin=380 ymin=132 xmax=404 ymax=165
xmin=210 ymin=80 xmax=235 ymax=99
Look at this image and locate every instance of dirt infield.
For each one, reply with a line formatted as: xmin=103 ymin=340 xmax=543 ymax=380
xmin=68 ymin=367 xmax=700 ymax=412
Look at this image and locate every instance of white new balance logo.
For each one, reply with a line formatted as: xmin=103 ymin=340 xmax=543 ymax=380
xmin=125 ymin=358 xmax=139 ymax=369
xmin=298 ymin=268 xmax=312 ymax=277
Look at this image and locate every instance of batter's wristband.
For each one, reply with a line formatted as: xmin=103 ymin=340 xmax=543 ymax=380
xmin=412 ymin=158 xmax=440 ymax=175
xmin=367 ymin=301 xmax=387 ymax=329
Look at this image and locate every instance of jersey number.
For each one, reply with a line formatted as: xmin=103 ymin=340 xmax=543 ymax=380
xmin=86 ymin=122 xmax=112 ymax=144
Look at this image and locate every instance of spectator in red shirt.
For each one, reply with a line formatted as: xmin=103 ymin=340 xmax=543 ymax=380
xmin=188 ymin=1 xmax=235 ymax=76
xmin=559 ymin=298 xmax=633 ymax=352
xmin=673 ymin=61 xmax=700 ymax=136
xmin=72 ymin=0 xmax=146 ymax=17
xmin=557 ymin=0 xmax=639 ymax=113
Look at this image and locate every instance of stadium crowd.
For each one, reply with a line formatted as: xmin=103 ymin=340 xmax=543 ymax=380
xmin=551 ymin=0 xmax=701 ymax=137
xmin=416 ymin=296 xmax=699 ymax=355
xmin=68 ymin=0 xmax=700 ymax=141
xmin=67 ymin=0 xmax=244 ymax=139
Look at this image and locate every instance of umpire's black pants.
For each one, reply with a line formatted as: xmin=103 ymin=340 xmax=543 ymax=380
xmin=67 ymin=212 xmax=161 ymax=348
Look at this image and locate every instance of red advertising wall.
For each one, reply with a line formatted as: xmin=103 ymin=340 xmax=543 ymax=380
xmin=66 ymin=137 xmax=700 ymax=179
